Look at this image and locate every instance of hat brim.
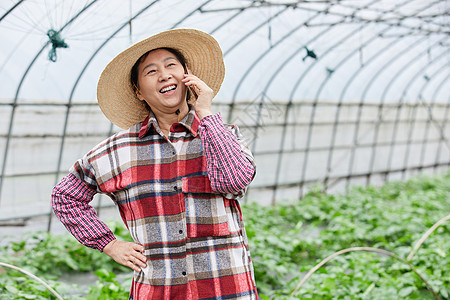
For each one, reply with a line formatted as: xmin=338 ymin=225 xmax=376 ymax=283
xmin=97 ymin=29 xmax=225 ymax=129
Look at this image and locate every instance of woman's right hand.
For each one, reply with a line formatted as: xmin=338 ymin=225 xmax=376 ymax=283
xmin=103 ymin=239 xmax=147 ymax=272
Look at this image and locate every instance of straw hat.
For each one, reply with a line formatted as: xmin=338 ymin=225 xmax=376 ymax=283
xmin=97 ymin=29 xmax=225 ymax=129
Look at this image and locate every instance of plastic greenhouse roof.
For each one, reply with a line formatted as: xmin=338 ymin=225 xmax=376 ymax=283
xmin=0 ymin=0 xmax=449 ymax=218
xmin=1 ymin=0 xmax=448 ymax=105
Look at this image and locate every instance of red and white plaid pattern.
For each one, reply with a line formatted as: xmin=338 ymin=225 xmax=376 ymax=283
xmin=52 ymin=107 xmax=258 ymax=299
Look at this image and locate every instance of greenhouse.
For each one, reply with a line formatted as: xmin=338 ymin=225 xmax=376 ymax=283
xmin=0 ymin=0 xmax=449 ymax=299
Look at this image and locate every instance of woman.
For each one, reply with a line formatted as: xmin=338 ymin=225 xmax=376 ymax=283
xmin=52 ymin=29 xmax=258 ymax=299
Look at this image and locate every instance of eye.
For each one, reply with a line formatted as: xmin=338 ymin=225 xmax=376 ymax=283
xmin=167 ymin=62 xmax=176 ymax=67
xmin=146 ymin=69 xmax=156 ymax=75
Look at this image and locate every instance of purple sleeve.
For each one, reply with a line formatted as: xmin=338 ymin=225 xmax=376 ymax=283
xmin=51 ymin=173 xmax=116 ymax=252
xmin=198 ymin=113 xmax=256 ymax=197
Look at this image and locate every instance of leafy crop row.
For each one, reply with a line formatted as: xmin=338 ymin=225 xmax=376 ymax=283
xmin=0 ymin=222 xmax=133 ymax=299
xmin=245 ymin=171 xmax=450 ymax=299
xmin=0 ymin=171 xmax=449 ymax=299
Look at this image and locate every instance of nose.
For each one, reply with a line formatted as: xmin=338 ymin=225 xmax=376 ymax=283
xmin=159 ymin=70 xmax=172 ymax=82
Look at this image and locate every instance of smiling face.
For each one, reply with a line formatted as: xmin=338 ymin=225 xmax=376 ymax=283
xmin=135 ymin=48 xmax=188 ymax=116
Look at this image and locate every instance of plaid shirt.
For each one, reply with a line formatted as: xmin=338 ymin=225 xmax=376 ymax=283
xmin=52 ymin=107 xmax=258 ymax=300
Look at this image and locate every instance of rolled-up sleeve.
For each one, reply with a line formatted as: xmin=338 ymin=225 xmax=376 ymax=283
xmin=51 ymin=173 xmax=116 ymax=251
xmin=197 ymin=113 xmax=256 ymax=198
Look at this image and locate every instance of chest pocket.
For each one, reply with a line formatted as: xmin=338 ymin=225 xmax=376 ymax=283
xmin=182 ymin=175 xmax=232 ymax=238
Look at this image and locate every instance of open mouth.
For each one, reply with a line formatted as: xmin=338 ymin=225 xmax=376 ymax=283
xmin=160 ymin=84 xmax=177 ymax=94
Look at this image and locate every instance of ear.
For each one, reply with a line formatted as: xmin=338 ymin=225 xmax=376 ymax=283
xmin=136 ymin=91 xmax=145 ymax=102
xmin=134 ymin=84 xmax=145 ymax=101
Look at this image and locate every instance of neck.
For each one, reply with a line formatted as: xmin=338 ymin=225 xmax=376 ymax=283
xmin=152 ymin=103 xmax=189 ymax=137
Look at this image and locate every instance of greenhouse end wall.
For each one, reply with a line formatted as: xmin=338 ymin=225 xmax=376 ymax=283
xmin=1 ymin=100 xmax=449 ymax=220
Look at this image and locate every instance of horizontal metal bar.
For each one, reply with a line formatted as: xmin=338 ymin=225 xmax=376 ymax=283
xmin=249 ymin=162 xmax=450 ymax=191
xmin=0 ymin=102 xmax=97 ymax=107
xmin=0 ymin=133 xmax=110 ymax=139
xmin=1 ymin=100 xmax=449 ymax=108
xmin=1 ymin=162 xmax=448 ymax=221
xmin=1 ymin=136 xmax=447 ymax=178
xmin=1 ymin=117 xmax=447 ymax=140
xmin=253 ymin=137 xmax=447 ymax=156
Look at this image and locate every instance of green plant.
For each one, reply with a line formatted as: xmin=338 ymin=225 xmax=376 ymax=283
xmin=1 ymin=220 xmax=133 ymax=279
xmin=0 ymin=268 xmax=73 ymax=300
xmin=0 ymin=220 xmax=133 ymax=298
xmin=85 ymin=269 xmax=131 ymax=299
xmin=243 ymin=171 xmax=450 ymax=299
xmin=0 ymin=171 xmax=448 ymax=299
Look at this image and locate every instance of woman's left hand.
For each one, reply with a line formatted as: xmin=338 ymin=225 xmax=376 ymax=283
xmin=182 ymin=72 xmax=214 ymax=119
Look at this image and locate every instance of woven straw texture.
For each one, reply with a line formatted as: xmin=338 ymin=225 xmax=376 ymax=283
xmin=97 ymin=29 xmax=225 ymax=129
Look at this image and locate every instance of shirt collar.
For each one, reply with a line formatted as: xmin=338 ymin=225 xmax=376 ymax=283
xmin=180 ymin=104 xmax=200 ymax=137
xmin=138 ymin=109 xmax=158 ymax=138
xmin=138 ymin=105 xmax=200 ymax=138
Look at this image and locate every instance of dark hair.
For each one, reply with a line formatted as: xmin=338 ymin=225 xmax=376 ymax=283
xmin=130 ymin=47 xmax=188 ymax=91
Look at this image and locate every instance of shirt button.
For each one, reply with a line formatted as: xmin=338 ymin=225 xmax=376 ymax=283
xmin=182 ymin=271 xmax=187 ymax=276
xmin=179 ymin=229 xmax=183 ymax=234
